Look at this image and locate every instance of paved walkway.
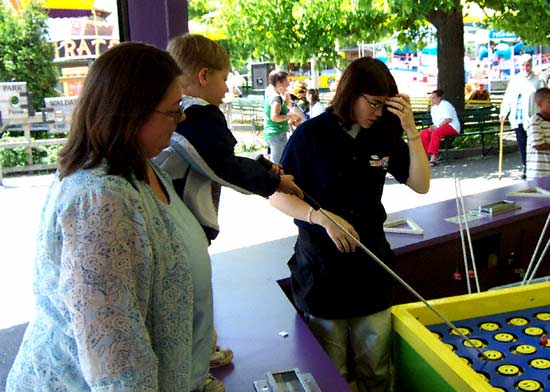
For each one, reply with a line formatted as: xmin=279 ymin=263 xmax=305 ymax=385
xmin=0 ymin=151 xmax=524 ymax=330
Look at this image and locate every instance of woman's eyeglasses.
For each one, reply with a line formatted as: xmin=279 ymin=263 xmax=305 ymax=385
xmin=155 ymin=105 xmax=185 ymax=123
xmin=362 ymin=95 xmax=384 ymax=111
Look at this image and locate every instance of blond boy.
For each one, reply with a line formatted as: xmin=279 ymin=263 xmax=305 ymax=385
xmin=153 ymin=34 xmax=303 ymax=392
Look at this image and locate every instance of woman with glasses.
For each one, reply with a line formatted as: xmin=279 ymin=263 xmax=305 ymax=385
xmin=269 ymin=57 xmax=429 ymax=392
xmin=7 ymin=42 xmax=211 ymax=392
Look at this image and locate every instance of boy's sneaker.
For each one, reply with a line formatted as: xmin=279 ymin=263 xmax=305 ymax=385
xmin=209 ymin=346 xmax=234 ymax=369
xmin=196 ymin=373 xmax=225 ymax=392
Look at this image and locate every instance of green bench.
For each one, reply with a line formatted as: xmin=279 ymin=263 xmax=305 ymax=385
xmin=413 ymin=106 xmax=513 ymax=162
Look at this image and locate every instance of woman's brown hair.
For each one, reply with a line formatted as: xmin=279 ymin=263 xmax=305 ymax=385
xmin=330 ymin=57 xmax=399 ymax=131
xmin=58 ymin=42 xmax=181 ymax=181
xmin=268 ymin=70 xmax=289 ymax=87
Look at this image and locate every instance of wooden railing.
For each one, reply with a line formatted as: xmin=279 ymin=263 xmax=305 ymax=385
xmin=0 ymin=116 xmax=67 ymax=185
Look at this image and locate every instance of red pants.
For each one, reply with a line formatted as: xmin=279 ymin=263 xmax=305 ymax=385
xmin=420 ymin=123 xmax=458 ymax=156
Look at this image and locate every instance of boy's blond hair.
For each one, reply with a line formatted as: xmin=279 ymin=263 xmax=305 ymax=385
xmin=167 ymin=33 xmax=230 ymax=86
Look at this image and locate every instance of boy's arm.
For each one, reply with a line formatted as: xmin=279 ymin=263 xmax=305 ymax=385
xmin=178 ymin=105 xmax=281 ymax=197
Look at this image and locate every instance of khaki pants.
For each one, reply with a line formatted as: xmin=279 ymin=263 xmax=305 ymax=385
xmin=307 ymin=308 xmax=392 ymax=392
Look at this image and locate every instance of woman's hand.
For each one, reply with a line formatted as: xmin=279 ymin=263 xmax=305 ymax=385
xmin=313 ymin=209 xmax=360 ymax=253
xmin=277 ymin=175 xmax=304 ymax=199
xmin=386 ymin=94 xmax=418 ymax=137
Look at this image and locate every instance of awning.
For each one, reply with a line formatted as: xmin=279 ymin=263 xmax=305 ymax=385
xmin=19 ymin=0 xmax=94 ymax=9
xmin=16 ymin=0 xmax=94 ymax=17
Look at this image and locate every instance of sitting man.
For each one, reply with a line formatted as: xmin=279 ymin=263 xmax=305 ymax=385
xmin=470 ymin=82 xmax=490 ymax=101
xmin=420 ymin=89 xmax=461 ymax=166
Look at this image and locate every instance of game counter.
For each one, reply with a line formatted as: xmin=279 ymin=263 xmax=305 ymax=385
xmin=209 ymin=178 xmax=550 ymax=391
xmin=392 ymin=282 xmax=550 ymax=392
xmin=386 ymin=176 xmax=550 ymax=255
xmin=210 ymin=237 xmax=351 ymax=392
xmin=385 ymin=176 xmax=550 ymax=303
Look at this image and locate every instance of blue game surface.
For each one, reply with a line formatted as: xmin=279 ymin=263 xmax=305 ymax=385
xmin=428 ymin=305 xmax=550 ymax=391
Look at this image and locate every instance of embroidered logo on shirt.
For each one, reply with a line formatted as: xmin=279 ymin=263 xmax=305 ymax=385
xmin=369 ymin=155 xmax=389 ymax=170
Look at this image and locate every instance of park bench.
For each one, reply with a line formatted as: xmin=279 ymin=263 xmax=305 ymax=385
xmin=413 ymin=106 xmax=513 ymax=162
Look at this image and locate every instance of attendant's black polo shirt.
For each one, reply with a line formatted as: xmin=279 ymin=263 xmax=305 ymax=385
xmin=280 ymin=109 xmax=411 ymax=319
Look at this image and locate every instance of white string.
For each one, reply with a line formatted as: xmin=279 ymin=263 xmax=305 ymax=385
xmin=454 ymin=175 xmax=471 ymax=294
xmin=457 ymin=177 xmax=480 ymax=293
xmin=525 ymin=238 xmax=550 ymax=286
xmin=522 ymin=212 xmax=550 ymax=285
xmin=317 ymin=207 xmax=489 ymax=360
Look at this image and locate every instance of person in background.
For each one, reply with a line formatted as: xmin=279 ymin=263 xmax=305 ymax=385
xmin=469 ymin=82 xmax=490 ymax=101
xmin=500 ymin=55 xmax=546 ymax=179
xmin=155 ymin=33 xmax=304 ymax=392
xmin=306 ymin=88 xmax=325 ymax=119
xmin=292 ymin=83 xmax=309 ymax=112
xmin=264 ymin=70 xmax=301 ymax=163
xmin=269 ymin=57 xmax=430 ymax=392
xmin=526 ymin=87 xmax=550 ymax=179
xmin=419 ymin=89 xmax=461 ymax=167
xmin=288 ymin=82 xmax=308 ymax=130
xmin=6 ymin=42 xmax=207 ymax=391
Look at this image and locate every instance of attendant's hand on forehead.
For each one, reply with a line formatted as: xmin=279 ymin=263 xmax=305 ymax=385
xmin=385 ymin=94 xmax=410 ymax=114
xmin=386 ymin=94 xmax=416 ymax=133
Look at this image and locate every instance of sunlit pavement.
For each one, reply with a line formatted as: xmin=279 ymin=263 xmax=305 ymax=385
xmin=0 ymin=151 xmax=524 ymax=329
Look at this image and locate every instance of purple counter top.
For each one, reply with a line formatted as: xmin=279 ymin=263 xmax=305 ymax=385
xmin=210 ymin=237 xmax=350 ymax=392
xmin=386 ymin=177 xmax=550 ymax=255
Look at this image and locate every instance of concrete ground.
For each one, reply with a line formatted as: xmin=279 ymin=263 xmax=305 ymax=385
xmin=0 ymin=148 xmax=525 ymax=388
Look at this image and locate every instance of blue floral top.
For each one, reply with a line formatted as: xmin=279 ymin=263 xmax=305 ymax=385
xmin=6 ymin=163 xmax=210 ymax=391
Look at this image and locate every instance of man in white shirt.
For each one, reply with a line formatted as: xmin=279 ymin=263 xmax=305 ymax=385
xmin=420 ymin=89 xmax=461 ymax=166
xmin=500 ymin=55 xmax=546 ymax=179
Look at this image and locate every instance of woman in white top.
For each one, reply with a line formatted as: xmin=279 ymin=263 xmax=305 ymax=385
xmin=306 ymin=88 xmax=326 ymax=119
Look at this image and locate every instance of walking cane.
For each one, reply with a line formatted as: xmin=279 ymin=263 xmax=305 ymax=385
xmin=498 ymin=118 xmax=504 ymax=180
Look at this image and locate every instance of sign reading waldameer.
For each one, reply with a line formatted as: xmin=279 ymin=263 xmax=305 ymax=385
xmin=0 ymin=82 xmax=29 ymax=121
xmin=52 ymin=37 xmax=119 ymax=62
xmin=44 ymin=96 xmax=78 ymax=133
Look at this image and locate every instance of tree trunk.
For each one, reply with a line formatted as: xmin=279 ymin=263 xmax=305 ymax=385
xmin=428 ymin=3 xmax=465 ymax=111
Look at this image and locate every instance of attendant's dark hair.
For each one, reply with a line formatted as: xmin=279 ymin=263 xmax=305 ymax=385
xmin=330 ymin=57 xmax=399 ymax=131
xmin=307 ymin=88 xmax=320 ymax=104
xmin=58 ymin=42 xmax=181 ymax=181
xmin=268 ymin=70 xmax=289 ymax=87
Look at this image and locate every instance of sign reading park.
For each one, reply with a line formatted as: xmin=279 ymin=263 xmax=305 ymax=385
xmin=0 ymin=82 xmax=29 ymax=121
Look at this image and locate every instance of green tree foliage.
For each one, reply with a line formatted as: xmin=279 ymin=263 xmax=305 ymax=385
xmin=483 ymin=0 xmax=550 ymax=46
xmin=383 ymin=0 xmax=550 ymax=109
xmin=192 ymin=0 xmax=391 ymax=70
xmin=0 ymin=3 xmax=57 ymax=112
xmin=189 ymin=0 xmax=550 ymax=109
